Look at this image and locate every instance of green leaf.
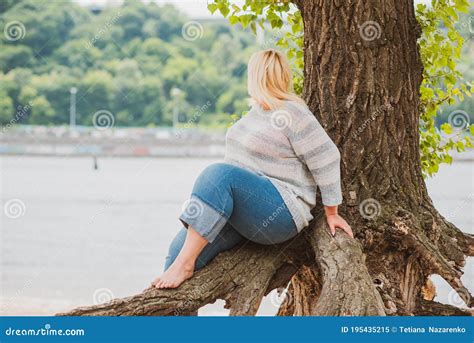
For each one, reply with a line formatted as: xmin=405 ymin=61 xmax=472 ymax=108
xmin=440 ymin=123 xmax=453 ymax=134
xmin=219 ymin=4 xmax=230 ymax=18
xmin=207 ymin=3 xmax=219 ymax=13
xmin=228 ymin=15 xmax=239 ymax=25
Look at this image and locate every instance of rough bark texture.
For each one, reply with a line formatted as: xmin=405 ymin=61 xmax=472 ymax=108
xmin=59 ymin=0 xmax=473 ymax=316
xmin=288 ymin=0 xmax=473 ymax=316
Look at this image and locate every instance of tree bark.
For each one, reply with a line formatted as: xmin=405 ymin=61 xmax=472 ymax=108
xmin=59 ymin=0 xmax=473 ymax=316
xmin=289 ymin=0 xmax=472 ymax=315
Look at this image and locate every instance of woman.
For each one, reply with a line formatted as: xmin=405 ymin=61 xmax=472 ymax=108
xmin=152 ymin=49 xmax=352 ymax=289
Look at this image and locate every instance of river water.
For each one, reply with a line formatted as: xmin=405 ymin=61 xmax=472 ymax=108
xmin=0 ymin=156 xmax=472 ymax=315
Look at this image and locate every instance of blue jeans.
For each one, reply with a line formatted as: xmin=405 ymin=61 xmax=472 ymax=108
xmin=164 ymin=163 xmax=298 ymax=271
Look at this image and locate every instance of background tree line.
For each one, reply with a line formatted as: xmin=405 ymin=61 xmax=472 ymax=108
xmin=0 ymin=0 xmax=254 ymax=127
xmin=0 ymin=0 xmax=472 ymax=129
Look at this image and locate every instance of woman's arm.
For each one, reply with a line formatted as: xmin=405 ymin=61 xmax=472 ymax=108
xmin=287 ymin=105 xmax=353 ymax=238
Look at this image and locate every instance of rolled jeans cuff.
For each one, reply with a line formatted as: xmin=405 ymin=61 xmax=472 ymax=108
xmin=179 ymin=195 xmax=227 ymax=243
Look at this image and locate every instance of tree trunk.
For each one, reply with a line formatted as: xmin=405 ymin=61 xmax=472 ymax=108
xmin=288 ymin=0 xmax=473 ymax=316
xmin=58 ymin=0 xmax=473 ymax=316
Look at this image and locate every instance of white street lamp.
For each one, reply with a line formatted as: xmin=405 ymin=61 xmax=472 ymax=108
xmin=70 ymin=87 xmax=78 ymax=130
xmin=171 ymin=87 xmax=182 ymax=131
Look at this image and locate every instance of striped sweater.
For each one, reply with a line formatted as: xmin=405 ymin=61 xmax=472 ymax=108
xmin=224 ymin=100 xmax=342 ymax=231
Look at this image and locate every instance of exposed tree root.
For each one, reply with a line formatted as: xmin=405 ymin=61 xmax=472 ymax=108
xmin=385 ymin=210 xmax=473 ymax=308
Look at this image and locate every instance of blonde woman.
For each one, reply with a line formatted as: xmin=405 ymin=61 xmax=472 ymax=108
xmin=152 ymin=49 xmax=353 ymax=289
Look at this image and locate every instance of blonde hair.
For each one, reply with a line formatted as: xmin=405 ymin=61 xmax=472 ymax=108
xmin=247 ymin=49 xmax=306 ymax=111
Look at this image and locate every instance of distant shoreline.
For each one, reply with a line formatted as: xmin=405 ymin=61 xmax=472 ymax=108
xmin=0 ymin=144 xmax=474 ymax=163
xmin=1 ymin=126 xmax=473 ymax=160
xmin=0 ymin=126 xmax=226 ymax=158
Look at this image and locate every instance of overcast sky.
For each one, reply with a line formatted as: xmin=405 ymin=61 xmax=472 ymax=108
xmin=74 ymin=0 xmax=432 ymax=19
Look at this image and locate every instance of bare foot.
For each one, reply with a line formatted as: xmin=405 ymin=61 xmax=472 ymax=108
xmin=151 ymin=260 xmax=194 ymax=289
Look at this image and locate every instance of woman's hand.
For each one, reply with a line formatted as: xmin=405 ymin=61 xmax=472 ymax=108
xmin=324 ymin=206 xmax=353 ymax=238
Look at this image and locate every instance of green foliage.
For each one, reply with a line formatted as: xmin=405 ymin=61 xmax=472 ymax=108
xmin=209 ymin=0 xmax=473 ymax=177
xmin=0 ymin=0 xmax=256 ymax=128
xmin=0 ymin=88 xmax=13 ymax=123
xmin=416 ymin=0 xmax=473 ymax=176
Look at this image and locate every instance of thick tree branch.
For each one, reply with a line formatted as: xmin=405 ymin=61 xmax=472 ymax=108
xmin=58 ymin=216 xmax=388 ymax=316
xmin=308 ymin=217 xmax=386 ymax=316
xmin=57 ymin=232 xmax=311 ymax=316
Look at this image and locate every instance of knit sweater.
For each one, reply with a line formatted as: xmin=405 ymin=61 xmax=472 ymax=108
xmin=224 ymin=100 xmax=342 ymax=231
